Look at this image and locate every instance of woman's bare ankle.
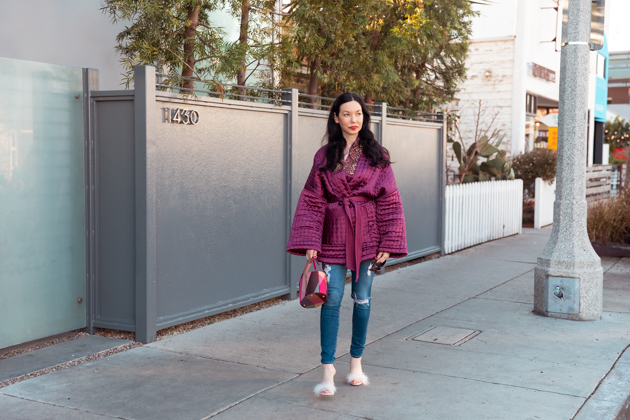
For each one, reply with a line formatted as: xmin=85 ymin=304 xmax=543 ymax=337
xmin=349 ymin=356 xmax=363 ymax=374
xmin=322 ymin=364 xmax=336 ymax=382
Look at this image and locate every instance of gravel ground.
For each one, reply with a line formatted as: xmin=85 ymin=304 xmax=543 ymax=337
xmin=94 ymin=296 xmax=286 ymax=342
xmin=0 ymin=342 xmax=142 ymax=389
xmin=0 ymin=332 xmax=89 ymax=361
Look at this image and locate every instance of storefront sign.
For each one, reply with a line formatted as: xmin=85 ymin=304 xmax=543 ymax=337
xmin=548 ymin=126 xmax=558 ymax=150
xmin=532 ymin=63 xmax=556 ymax=83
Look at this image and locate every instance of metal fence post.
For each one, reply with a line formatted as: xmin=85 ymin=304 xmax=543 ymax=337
xmin=379 ymin=102 xmax=387 ymax=147
xmin=439 ymin=112 xmax=447 ymax=256
xmin=83 ymin=68 xmax=99 ymax=334
xmin=283 ymin=88 xmax=299 ymax=300
xmin=134 ymin=66 xmax=158 ymax=343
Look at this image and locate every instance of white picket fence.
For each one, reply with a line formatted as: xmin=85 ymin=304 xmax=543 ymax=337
xmin=444 ymin=180 xmax=523 ymax=254
xmin=534 ymin=178 xmax=555 ymax=229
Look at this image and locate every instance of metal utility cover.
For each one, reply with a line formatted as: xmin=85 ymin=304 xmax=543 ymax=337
xmin=410 ymin=326 xmax=480 ymax=346
xmin=547 ymin=276 xmax=580 ymax=315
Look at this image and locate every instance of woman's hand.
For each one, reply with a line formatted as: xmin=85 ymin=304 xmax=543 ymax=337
xmin=375 ymin=252 xmax=389 ymax=263
xmin=306 ymin=249 xmax=318 ymax=261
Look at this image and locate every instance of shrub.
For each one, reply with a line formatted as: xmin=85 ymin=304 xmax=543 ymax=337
xmin=611 ymin=147 xmax=628 ymax=164
xmin=587 ymin=193 xmax=630 ymax=244
xmin=512 ymin=149 xmax=557 ymax=198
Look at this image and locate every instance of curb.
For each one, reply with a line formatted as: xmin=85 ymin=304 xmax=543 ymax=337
xmin=574 ymin=345 xmax=630 ymax=420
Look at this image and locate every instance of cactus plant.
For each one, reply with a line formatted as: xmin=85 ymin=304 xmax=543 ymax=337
xmin=452 ymin=133 xmax=514 ymax=183
xmin=448 ymin=101 xmax=515 ymax=183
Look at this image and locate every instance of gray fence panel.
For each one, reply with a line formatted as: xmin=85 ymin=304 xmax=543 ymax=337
xmin=289 ymin=111 xmax=329 ymax=284
xmin=385 ymin=122 xmax=442 ymax=261
xmin=93 ymin=93 xmax=136 ymax=330
xmin=154 ymin=96 xmax=290 ymax=326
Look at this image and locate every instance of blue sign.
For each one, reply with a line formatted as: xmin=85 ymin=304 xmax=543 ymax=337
xmin=594 ymin=35 xmax=609 ymax=122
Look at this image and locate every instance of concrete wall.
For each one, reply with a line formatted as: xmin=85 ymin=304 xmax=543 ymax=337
xmin=0 ymin=0 xmax=126 ymax=90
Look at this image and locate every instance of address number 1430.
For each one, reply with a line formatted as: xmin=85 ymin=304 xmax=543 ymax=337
xmin=164 ymin=108 xmax=200 ymax=125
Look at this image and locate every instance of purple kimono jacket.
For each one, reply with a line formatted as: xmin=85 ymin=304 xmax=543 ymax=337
xmin=287 ymin=145 xmax=407 ymax=271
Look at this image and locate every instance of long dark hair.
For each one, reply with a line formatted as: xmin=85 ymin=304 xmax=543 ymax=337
xmin=321 ymin=92 xmax=390 ymax=171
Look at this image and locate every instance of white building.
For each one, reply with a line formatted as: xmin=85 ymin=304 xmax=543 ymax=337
xmin=452 ymin=0 xmax=609 ymax=175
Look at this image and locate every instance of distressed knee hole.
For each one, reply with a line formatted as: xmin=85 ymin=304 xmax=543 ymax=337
xmin=353 ymin=296 xmax=371 ymax=306
xmin=324 ymin=265 xmax=331 ymax=283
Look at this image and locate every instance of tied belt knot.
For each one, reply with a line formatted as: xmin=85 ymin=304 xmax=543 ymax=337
xmin=330 ymin=195 xmax=372 ymax=281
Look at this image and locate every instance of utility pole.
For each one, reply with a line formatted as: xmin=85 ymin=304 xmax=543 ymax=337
xmin=534 ymin=0 xmax=603 ymax=320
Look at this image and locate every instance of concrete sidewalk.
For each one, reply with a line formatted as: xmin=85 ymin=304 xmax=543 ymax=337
xmin=1 ymin=228 xmax=630 ymax=419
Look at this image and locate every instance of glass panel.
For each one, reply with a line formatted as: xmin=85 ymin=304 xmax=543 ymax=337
xmin=0 ymin=58 xmax=85 ymax=348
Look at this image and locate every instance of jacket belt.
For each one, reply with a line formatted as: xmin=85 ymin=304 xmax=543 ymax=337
xmin=329 ymin=196 xmax=372 ymax=281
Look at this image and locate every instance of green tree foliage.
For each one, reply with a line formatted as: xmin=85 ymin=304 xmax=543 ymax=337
xmin=285 ymin=0 xmax=476 ymax=110
xmin=103 ymin=0 xmax=476 ymax=111
xmin=101 ymin=0 xmax=286 ymax=90
xmin=102 ymin=0 xmax=226 ymax=89
xmin=364 ymin=0 xmax=475 ymax=110
xmin=221 ymin=0 xmax=291 ymax=94
xmin=282 ymin=0 xmax=371 ymax=102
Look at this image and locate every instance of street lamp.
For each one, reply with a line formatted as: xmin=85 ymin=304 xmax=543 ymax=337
xmin=534 ymin=0 xmax=603 ymax=320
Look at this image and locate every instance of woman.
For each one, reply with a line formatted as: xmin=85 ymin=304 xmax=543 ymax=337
xmin=287 ymin=92 xmax=407 ymax=396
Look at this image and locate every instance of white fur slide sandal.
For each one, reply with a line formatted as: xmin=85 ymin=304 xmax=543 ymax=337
xmin=314 ymin=382 xmax=336 ymax=396
xmin=346 ymin=372 xmax=370 ymax=386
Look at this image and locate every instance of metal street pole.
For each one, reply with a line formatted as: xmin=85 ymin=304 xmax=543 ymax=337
xmin=534 ymin=0 xmax=603 ymax=320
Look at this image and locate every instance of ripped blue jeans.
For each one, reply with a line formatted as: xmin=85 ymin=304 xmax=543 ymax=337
xmin=320 ymin=260 xmax=373 ymax=364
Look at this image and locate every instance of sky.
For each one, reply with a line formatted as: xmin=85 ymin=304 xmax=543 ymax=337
xmin=607 ymin=0 xmax=630 ymax=52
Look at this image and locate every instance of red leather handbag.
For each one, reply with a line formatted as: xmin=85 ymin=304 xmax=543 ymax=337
xmin=299 ymin=259 xmax=328 ymax=308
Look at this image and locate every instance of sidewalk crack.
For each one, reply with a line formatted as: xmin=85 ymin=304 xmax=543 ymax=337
xmin=361 ymin=363 xmax=586 ymax=399
xmin=153 ymin=347 xmax=303 ymax=375
xmin=603 ymin=257 xmax=623 ymax=274
xmin=0 ymin=393 xmax=128 ymax=419
xmin=197 ymin=374 xmax=300 ymax=419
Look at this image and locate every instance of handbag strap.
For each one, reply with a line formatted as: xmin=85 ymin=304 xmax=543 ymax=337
xmin=311 ymin=258 xmax=323 ymax=272
xmin=301 ymin=260 xmax=313 ymax=281
xmin=301 ymin=258 xmax=323 ymax=279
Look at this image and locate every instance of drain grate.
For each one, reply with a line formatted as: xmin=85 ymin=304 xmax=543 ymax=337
xmin=407 ymin=326 xmax=481 ymax=346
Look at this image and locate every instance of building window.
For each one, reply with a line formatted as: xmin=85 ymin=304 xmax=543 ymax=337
xmin=596 ymin=53 xmax=606 ymax=79
xmin=526 ymin=93 xmax=537 ymax=115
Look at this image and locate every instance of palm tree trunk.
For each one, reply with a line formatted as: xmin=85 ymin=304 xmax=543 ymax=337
xmin=237 ymin=1 xmax=252 ymax=98
xmin=182 ymin=2 xmax=201 ymax=91
xmin=308 ymin=58 xmax=320 ymax=109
